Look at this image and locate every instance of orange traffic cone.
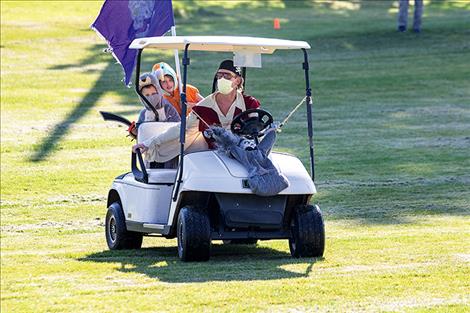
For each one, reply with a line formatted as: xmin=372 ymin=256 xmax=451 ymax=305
xmin=274 ymin=18 xmax=281 ymax=30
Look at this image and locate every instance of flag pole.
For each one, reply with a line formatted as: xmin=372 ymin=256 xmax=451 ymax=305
xmin=171 ymin=26 xmax=183 ymax=92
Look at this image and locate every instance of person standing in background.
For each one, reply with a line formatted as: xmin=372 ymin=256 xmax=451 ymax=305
xmin=397 ymin=0 xmax=423 ymax=33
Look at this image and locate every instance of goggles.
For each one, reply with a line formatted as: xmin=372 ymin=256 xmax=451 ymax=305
xmin=216 ymin=71 xmax=236 ymax=80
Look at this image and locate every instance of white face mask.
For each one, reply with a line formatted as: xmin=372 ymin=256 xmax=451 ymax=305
xmin=141 ymin=93 xmax=163 ymax=110
xmin=217 ymin=78 xmax=234 ymax=95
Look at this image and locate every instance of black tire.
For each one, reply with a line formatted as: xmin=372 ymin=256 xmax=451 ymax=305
xmin=223 ymin=239 xmax=258 ymax=245
xmin=177 ymin=207 xmax=211 ymax=261
xmin=105 ymin=202 xmax=143 ymax=250
xmin=289 ymin=204 xmax=325 ymax=258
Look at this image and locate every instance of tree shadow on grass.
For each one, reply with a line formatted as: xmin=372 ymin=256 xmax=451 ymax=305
xmin=29 ymin=44 xmax=133 ymax=162
xmin=79 ymin=244 xmax=323 ymax=283
xmin=29 ymin=44 xmax=169 ymax=163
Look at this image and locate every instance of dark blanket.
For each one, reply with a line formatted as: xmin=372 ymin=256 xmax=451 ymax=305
xmin=208 ymin=127 xmax=289 ymax=196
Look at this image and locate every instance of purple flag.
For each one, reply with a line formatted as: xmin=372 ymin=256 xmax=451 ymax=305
xmin=92 ymin=0 xmax=174 ymax=86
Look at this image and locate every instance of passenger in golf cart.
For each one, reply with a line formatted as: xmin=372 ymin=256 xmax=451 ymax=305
xmin=152 ymin=62 xmax=204 ymax=117
xmin=128 ymin=72 xmax=180 ymax=138
xmin=132 ymin=59 xmax=261 ymax=155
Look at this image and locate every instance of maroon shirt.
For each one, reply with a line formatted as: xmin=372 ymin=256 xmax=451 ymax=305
xmin=192 ymin=94 xmax=260 ymax=148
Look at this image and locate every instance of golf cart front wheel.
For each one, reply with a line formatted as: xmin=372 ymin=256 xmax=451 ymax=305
xmin=177 ymin=207 xmax=211 ymax=262
xmin=105 ymin=202 xmax=143 ymax=250
xmin=289 ymin=204 xmax=325 ymax=258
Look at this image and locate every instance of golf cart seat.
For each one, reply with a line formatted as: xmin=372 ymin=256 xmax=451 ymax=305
xmin=137 ymin=121 xmax=180 ymax=169
xmin=133 ymin=122 xmax=179 ymax=183
xmin=147 ymin=168 xmax=177 ymax=184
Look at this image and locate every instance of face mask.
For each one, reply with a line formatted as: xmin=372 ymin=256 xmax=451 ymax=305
xmin=141 ymin=92 xmax=163 ymax=110
xmin=217 ymin=78 xmax=234 ymax=95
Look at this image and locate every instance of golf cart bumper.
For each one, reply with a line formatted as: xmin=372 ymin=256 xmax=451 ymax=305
xmin=215 ymin=193 xmax=286 ymax=227
xmin=211 ymin=192 xmax=294 ymax=240
xmin=212 ymin=229 xmax=291 ymax=240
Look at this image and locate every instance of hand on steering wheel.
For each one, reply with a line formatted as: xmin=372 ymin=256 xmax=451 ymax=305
xmin=231 ymin=108 xmax=273 ymax=138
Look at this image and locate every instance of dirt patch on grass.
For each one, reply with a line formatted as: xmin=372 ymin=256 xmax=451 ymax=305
xmin=455 ymin=253 xmax=470 ymax=263
xmin=320 ymin=262 xmax=437 ymax=275
xmin=271 ymin=296 xmax=469 ymax=312
xmin=320 ymin=175 xmax=470 ymax=188
xmin=1 ymin=219 xmax=104 ymax=233
xmin=380 ymin=296 xmax=470 ymax=312
xmin=46 ymin=194 xmax=106 ymax=205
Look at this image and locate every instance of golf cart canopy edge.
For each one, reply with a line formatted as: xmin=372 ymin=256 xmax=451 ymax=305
xmin=129 ymin=36 xmax=311 ymax=53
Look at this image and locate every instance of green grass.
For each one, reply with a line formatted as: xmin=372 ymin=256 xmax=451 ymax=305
xmin=1 ymin=1 xmax=470 ymax=312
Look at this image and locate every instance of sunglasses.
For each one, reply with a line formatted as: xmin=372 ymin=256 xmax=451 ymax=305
xmin=216 ymin=72 xmax=235 ymax=80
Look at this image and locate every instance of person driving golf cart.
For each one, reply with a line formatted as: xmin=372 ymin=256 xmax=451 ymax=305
xmin=132 ymin=59 xmax=260 ymax=154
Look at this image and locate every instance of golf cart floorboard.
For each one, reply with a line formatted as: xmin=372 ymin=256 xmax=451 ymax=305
xmin=211 ymin=230 xmax=291 ymax=240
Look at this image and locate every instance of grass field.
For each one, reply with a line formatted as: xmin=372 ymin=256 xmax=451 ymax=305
xmin=1 ymin=0 xmax=470 ymax=312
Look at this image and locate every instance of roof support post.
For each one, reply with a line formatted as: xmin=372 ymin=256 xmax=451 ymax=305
xmin=135 ymin=49 xmax=142 ymax=90
xmin=302 ymin=48 xmax=315 ymax=182
xmin=241 ymin=67 xmax=246 ymax=90
xmin=134 ymin=49 xmax=159 ymax=120
xmin=173 ymin=43 xmax=190 ymax=201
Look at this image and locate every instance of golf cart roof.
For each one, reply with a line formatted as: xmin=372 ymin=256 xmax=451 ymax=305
xmin=129 ymin=36 xmax=310 ymax=54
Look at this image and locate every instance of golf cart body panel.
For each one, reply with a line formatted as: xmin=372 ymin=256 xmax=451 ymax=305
xmin=179 ymin=150 xmax=315 ymax=194
xmin=110 ymin=173 xmax=174 ymax=225
xmin=110 ymin=148 xmax=315 ymax=228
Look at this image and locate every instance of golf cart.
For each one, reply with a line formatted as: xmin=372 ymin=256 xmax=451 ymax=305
xmin=104 ymin=36 xmax=325 ymax=261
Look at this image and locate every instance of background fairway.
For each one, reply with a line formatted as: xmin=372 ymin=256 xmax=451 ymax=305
xmin=1 ymin=1 xmax=469 ymax=312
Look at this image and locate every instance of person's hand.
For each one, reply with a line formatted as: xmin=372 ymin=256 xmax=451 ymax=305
xmin=132 ymin=143 xmax=148 ymax=153
xmin=127 ymin=121 xmax=137 ymax=139
xmin=203 ymin=128 xmax=214 ymax=139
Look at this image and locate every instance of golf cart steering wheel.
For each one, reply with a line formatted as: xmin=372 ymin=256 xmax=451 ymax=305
xmin=231 ymin=108 xmax=273 ymax=138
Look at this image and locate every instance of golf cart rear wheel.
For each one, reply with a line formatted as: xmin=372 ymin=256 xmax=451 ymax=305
xmin=105 ymin=202 xmax=143 ymax=250
xmin=289 ymin=204 xmax=325 ymax=258
xmin=177 ymin=207 xmax=211 ymax=262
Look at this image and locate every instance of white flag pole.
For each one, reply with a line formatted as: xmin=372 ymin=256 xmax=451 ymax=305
xmin=171 ymin=26 xmax=183 ymax=92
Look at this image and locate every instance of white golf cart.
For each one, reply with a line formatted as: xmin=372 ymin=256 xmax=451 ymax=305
xmin=104 ymin=36 xmax=325 ymax=261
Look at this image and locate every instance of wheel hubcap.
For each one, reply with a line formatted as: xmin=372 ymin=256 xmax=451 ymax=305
xmin=290 ymin=241 xmax=296 ymax=250
xmin=108 ymin=216 xmax=117 ymax=243
xmin=177 ymin=221 xmax=183 ymax=256
xmin=290 ymin=215 xmax=298 ymax=252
